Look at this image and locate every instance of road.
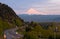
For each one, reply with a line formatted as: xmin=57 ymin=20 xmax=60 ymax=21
xmin=4 ymin=27 xmax=23 ymax=39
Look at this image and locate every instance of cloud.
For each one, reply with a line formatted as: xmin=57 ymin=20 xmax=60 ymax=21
xmin=50 ymin=0 xmax=60 ymax=4
xmin=12 ymin=0 xmax=60 ymax=15
xmin=14 ymin=10 xmax=25 ymax=14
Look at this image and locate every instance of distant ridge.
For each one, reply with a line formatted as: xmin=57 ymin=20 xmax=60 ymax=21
xmin=19 ymin=14 xmax=60 ymax=22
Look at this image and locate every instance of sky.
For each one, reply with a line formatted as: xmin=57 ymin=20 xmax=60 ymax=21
xmin=0 ymin=0 xmax=60 ymax=15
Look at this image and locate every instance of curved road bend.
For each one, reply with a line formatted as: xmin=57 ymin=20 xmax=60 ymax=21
xmin=4 ymin=27 xmax=23 ymax=39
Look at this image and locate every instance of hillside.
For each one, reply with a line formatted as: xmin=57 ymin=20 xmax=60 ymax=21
xmin=0 ymin=3 xmax=23 ymax=38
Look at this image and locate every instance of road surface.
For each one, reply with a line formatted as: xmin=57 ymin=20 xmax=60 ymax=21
xmin=4 ymin=27 xmax=23 ymax=39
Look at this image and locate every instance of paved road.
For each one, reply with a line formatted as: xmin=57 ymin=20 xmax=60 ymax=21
xmin=4 ymin=27 xmax=23 ymax=39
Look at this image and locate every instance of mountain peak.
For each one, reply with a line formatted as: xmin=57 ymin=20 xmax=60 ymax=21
xmin=26 ymin=8 xmax=45 ymax=15
xmin=26 ymin=8 xmax=41 ymax=15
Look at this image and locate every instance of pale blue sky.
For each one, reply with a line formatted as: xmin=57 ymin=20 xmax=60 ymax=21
xmin=0 ymin=0 xmax=60 ymax=15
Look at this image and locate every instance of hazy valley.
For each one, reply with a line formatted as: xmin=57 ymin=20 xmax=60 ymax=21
xmin=19 ymin=14 xmax=60 ymax=22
